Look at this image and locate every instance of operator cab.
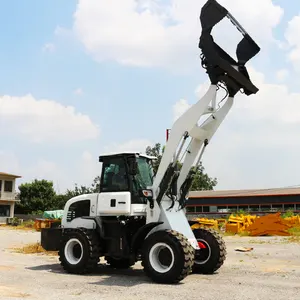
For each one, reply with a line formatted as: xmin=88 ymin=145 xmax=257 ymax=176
xmin=99 ymin=152 xmax=156 ymax=205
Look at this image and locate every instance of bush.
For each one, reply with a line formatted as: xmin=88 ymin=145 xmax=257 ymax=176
xmin=282 ymin=209 xmax=294 ymax=218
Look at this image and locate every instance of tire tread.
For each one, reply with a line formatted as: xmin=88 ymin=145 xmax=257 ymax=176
xmin=142 ymin=229 xmax=195 ymax=284
xmin=193 ymin=227 xmax=226 ymax=274
xmin=58 ymin=228 xmax=100 ymax=274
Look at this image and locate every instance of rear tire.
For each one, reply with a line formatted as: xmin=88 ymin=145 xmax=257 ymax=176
xmin=192 ymin=228 xmax=226 ymax=274
xmin=58 ymin=228 xmax=100 ymax=274
xmin=141 ymin=230 xmax=194 ymax=284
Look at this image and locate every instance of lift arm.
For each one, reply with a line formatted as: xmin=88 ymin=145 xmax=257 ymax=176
xmin=149 ymin=0 xmax=261 ymax=215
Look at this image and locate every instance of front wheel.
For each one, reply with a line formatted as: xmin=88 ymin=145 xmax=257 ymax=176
xmin=192 ymin=227 xmax=226 ymax=274
xmin=58 ymin=228 xmax=100 ymax=274
xmin=141 ymin=230 xmax=194 ymax=284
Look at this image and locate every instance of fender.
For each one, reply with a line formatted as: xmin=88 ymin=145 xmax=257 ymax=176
xmin=81 ymin=216 xmax=104 ymax=237
xmin=131 ymin=222 xmax=163 ymax=253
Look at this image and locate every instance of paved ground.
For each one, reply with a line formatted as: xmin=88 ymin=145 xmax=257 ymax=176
xmin=0 ymin=227 xmax=300 ymax=300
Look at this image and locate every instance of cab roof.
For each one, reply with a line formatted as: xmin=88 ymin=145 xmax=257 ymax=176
xmin=99 ymin=151 xmax=157 ymax=161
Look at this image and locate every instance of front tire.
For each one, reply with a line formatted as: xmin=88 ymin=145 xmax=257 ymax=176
xmin=192 ymin=228 xmax=226 ymax=274
xmin=58 ymin=228 xmax=100 ymax=274
xmin=142 ymin=230 xmax=194 ymax=284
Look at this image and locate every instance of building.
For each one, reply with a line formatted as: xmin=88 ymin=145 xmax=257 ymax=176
xmin=186 ymin=187 xmax=300 ymax=217
xmin=0 ymin=172 xmax=22 ymax=223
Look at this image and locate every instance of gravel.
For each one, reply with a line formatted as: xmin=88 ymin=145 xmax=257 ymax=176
xmin=1 ymin=227 xmax=300 ymax=300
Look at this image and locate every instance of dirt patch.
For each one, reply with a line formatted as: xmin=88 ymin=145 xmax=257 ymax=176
xmin=262 ymin=267 xmax=286 ymax=273
xmin=0 ymin=265 xmax=15 ymax=271
xmin=0 ymin=285 xmax=31 ymax=298
xmin=10 ymin=243 xmax=58 ymax=256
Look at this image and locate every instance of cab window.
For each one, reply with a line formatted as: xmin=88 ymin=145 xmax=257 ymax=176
xmin=101 ymin=157 xmax=129 ymax=192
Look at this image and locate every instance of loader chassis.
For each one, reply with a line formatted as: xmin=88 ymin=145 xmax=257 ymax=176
xmin=41 ymin=0 xmax=260 ymax=284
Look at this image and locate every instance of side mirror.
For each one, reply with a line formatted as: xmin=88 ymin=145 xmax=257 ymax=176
xmin=127 ymin=157 xmax=138 ymax=175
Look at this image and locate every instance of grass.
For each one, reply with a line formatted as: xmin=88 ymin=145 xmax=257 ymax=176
xmin=287 ymin=226 xmax=300 ymax=236
xmin=0 ymin=220 xmax=36 ymax=231
xmin=283 ymin=226 xmax=300 ymax=243
xmin=11 ymin=242 xmax=58 ymax=256
xmin=15 ymin=220 xmax=36 ymax=230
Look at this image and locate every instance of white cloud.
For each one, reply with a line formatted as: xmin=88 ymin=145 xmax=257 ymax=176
xmin=73 ymin=88 xmax=83 ymax=96
xmin=0 ymin=150 xmax=100 ymax=193
xmin=172 ymin=67 xmax=300 ymax=190
xmin=42 ymin=43 xmax=55 ymax=52
xmin=0 ymin=151 xmax=21 ymax=177
xmin=103 ymin=138 xmax=154 ymax=154
xmin=71 ymin=150 xmax=101 ymax=188
xmin=54 ymin=26 xmax=71 ymax=37
xmin=0 ymin=151 xmax=69 ymax=192
xmin=72 ymin=0 xmax=283 ymax=70
xmin=173 ymin=99 xmax=191 ymax=121
xmin=25 ymin=159 xmax=68 ymax=191
xmin=276 ymin=69 xmax=289 ymax=82
xmin=285 ymin=14 xmax=300 ymax=70
xmin=0 ymin=94 xmax=100 ymax=143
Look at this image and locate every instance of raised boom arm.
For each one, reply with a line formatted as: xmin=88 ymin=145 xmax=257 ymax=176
xmin=148 ymin=0 xmax=261 ymax=220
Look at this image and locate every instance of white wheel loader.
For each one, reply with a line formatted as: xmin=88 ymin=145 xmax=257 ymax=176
xmin=40 ymin=0 xmax=260 ymax=284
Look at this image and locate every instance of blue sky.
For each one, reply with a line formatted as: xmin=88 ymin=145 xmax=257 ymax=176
xmin=1 ymin=0 xmax=300 ymax=192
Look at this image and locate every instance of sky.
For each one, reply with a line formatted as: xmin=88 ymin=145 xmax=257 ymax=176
xmin=1 ymin=0 xmax=300 ymax=193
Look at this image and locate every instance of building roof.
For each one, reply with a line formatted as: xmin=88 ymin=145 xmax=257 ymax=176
xmin=188 ymin=187 xmax=300 ymax=198
xmin=0 ymin=172 xmax=22 ymax=179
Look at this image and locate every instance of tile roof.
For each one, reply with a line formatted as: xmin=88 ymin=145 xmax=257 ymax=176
xmin=188 ymin=187 xmax=300 ymax=198
xmin=0 ymin=172 xmax=22 ymax=178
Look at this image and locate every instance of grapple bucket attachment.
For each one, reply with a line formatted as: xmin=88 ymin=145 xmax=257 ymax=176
xmin=199 ymin=0 xmax=260 ymax=96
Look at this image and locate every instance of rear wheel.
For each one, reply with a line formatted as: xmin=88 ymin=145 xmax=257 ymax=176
xmin=192 ymin=228 xmax=226 ymax=274
xmin=142 ymin=230 xmax=194 ymax=284
xmin=58 ymin=228 xmax=100 ymax=274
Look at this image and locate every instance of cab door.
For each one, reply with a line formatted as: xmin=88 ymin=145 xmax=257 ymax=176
xmin=96 ymin=156 xmax=132 ymax=216
xmin=97 ymin=191 xmax=131 ymax=215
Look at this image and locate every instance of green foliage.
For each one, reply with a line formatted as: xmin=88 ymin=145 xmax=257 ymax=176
xmin=64 ymin=184 xmax=93 ymax=198
xmin=288 ymin=226 xmax=300 ymax=237
xmin=15 ymin=179 xmax=57 ymax=214
xmin=145 ymin=142 xmax=217 ymax=191
xmin=145 ymin=142 xmax=163 ymax=174
xmin=282 ymin=209 xmax=294 ymax=218
xmin=232 ymin=209 xmax=247 ymax=217
xmin=91 ymin=176 xmax=101 ymax=193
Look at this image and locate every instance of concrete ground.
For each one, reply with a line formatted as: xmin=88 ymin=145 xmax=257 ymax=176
xmin=0 ymin=227 xmax=300 ymax=300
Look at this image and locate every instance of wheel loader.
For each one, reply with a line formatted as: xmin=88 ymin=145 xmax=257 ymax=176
xmin=40 ymin=0 xmax=261 ymax=284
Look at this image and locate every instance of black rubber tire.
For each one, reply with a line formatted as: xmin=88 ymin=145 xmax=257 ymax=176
xmin=58 ymin=228 xmax=100 ymax=274
xmin=141 ymin=229 xmax=195 ymax=284
xmin=192 ymin=227 xmax=226 ymax=274
xmin=106 ymin=257 xmax=134 ymax=269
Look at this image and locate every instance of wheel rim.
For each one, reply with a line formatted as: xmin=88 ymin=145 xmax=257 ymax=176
xmin=149 ymin=242 xmax=174 ymax=273
xmin=64 ymin=238 xmax=83 ymax=265
xmin=194 ymin=239 xmax=211 ymax=265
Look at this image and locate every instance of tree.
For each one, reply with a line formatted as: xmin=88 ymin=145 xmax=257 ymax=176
xmin=64 ymin=184 xmax=94 ymax=198
xmin=145 ymin=143 xmax=217 ymax=191
xmin=91 ymin=176 xmax=101 ymax=192
xmin=145 ymin=142 xmax=163 ymax=174
xmin=15 ymin=179 xmax=57 ymax=214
